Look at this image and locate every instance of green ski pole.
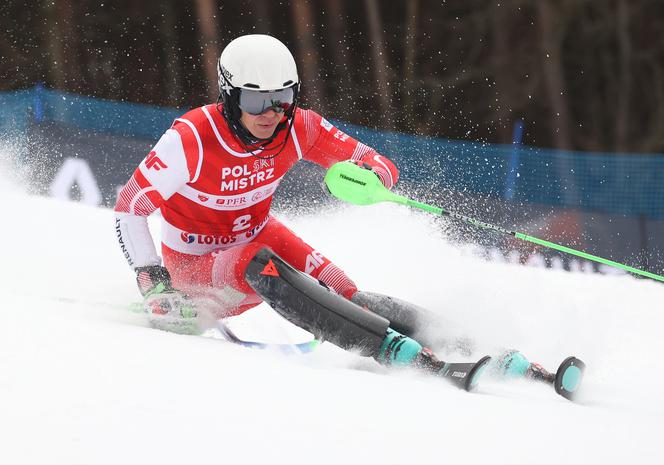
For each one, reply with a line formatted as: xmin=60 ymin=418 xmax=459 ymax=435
xmin=324 ymin=161 xmax=664 ymax=283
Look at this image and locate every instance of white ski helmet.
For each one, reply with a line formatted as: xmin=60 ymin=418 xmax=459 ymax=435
xmin=217 ymin=34 xmax=300 ymax=144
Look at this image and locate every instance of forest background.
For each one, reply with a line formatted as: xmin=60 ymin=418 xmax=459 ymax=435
xmin=2 ymin=0 xmax=663 ymax=154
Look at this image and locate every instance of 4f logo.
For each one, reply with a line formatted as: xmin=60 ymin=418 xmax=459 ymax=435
xmin=145 ymin=151 xmax=168 ymax=171
xmin=305 ymin=251 xmax=326 ymax=274
xmin=333 ymin=130 xmax=349 ymax=142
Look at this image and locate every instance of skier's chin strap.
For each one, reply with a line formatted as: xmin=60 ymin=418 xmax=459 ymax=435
xmin=215 ymin=96 xmax=297 ymax=160
xmin=243 ymin=247 xmax=390 ymax=357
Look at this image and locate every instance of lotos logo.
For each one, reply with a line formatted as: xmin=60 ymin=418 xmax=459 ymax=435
xmin=198 ymin=195 xmax=209 ymax=202
xmin=180 ymin=232 xmax=195 ymax=243
xmin=180 ymin=232 xmax=237 ymax=246
xmin=145 ymin=151 xmax=168 ymax=171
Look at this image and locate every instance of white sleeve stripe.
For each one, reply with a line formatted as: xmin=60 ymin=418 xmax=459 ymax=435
xmin=351 ymin=142 xmax=372 ymax=161
xmin=318 ymin=265 xmax=342 ymax=282
xmin=174 ymin=118 xmax=204 ymax=182
xmin=290 ymin=125 xmax=303 ymax=160
xmin=372 ymin=154 xmax=394 ymax=188
xmin=134 ymin=197 xmax=156 ymax=215
xmin=117 ymin=176 xmax=156 ymax=215
xmin=129 ymin=187 xmax=158 ymax=214
xmin=317 ymin=264 xmax=355 ymax=296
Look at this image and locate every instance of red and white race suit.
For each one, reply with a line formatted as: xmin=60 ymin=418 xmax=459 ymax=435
xmin=114 ymin=104 xmax=399 ymax=316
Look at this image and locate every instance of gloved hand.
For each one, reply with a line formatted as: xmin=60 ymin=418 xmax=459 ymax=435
xmin=349 ymin=154 xmax=399 ymax=189
xmin=135 ymin=265 xmax=174 ymax=297
xmin=135 ymin=266 xmax=198 ymax=333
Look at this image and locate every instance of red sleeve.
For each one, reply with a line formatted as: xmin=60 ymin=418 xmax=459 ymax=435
xmin=296 ymin=109 xmax=399 ymax=188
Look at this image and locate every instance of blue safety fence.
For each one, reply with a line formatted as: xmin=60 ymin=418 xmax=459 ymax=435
xmin=2 ymin=85 xmax=663 ymax=220
xmin=334 ymin=122 xmax=664 ymax=220
xmin=0 ymin=84 xmax=181 ymax=141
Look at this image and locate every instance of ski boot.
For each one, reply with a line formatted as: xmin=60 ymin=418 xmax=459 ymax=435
xmin=494 ymin=350 xmax=585 ymax=400
xmin=378 ymin=329 xmax=491 ymax=392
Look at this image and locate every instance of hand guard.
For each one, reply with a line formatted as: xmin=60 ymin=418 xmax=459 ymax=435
xmin=144 ymin=290 xmax=199 ymax=335
xmin=136 ymin=266 xmax=199 ymax=334
xmin=135 ymin=265 xmax=173 ymax=297
xmin=144 ymin=288 xmax=197 ymax=319
xmin=349 ymin=155 xmax=399 ymax=189
xmin=136 ymin=265 xmax=196 ymax=318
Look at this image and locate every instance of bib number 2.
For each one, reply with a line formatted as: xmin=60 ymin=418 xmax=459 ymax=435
xmin=232 ymin=214 xmax=252 ymax=232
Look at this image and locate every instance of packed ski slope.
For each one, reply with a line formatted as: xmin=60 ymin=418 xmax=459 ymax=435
xmin=1 ymin=166 xmax=662 ymax=465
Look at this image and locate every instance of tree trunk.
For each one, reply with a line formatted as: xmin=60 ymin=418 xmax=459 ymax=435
xmin=42 ymin=0 xmax=66 ymax=90
xmin=159 ymin=1 xmax=184 ymax=107
xmin=491 ymin=2 xmax=514 ymax=144
xmin=537 ymin=0 xmax=572 ymax=151
xmin=403 ymin=0 xmax=418 ymax=132
xmin=43 ymin=0 xmax=82 ymax=92
xmin=323 ymin=0 xmax=352 ymax=117
xmin=194 ymin=0 xmax=221 ymax=102
xmin=614 ymin=0 xmax=632 ymax=152
xmin=364 ymin=0 xmax=392 ymax=129
xmin=251 ymin=0 xmax=272 ymax=34
xmin=537 ymin=0 xmax=578 ymax=205
xmin=290 ymin=0 xmax=326 ymax=112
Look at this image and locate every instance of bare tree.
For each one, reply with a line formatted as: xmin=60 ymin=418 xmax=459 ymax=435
xmin=194 ymin=0 xmax=222 ymax=102
xmin=322 ymin=0 xmax=353 ymax=117
xmin=159 ymin=1 xmax=184 ymax=107
xmin=364 ymin=0 xmax=392 ymax=129
xmin=614 ymin=0 xmax=632 ymax=152
xmin=250 ymin=0 xmax=272 ymax=35
xmin=290 ymin=0 xmax=325 ymax=112
xmin=403 ymin=0 xmax=418 ymax=133
xmin=42 ymin=1 xmax=65 ymax=90
xmin=537 ymin=0 xmax=579 ymax=204
xmin=491 ymin=1 xmax=515 ymax=144
xmin=42 ymin=0 xmax=82 ymax=92
xmin=537 ymin=0 xmax=573 ymax=151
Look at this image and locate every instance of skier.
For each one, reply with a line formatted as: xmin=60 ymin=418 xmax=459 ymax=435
xmin=114 ymin=34 xmax=580 ymax=395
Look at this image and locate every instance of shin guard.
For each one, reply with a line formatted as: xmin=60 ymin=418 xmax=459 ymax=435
xmin=244 ymin=248 xmax=390 ymax=358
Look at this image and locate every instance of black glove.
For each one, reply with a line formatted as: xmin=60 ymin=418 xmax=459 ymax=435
xmin=135 ymin=265 xmax=173 ymax=297
xmin=135 ymin=266 xmax=196 ymax=322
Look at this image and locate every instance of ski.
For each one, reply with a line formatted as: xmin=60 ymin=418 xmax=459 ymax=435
xmin=438 ymin=355 xmax=492 ymax=392
xmin=129 ymin=301 xmax=319 ymax=354
xmin=213 ymin=319 xmax=319 ymax=354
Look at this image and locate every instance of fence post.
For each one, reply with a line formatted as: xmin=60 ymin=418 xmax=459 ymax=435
xmin=638 ymin=213 xmax=650 ymax=273
xmin=33 ymin=82 xmax=44 ymax=123
xmin=504 ymin=118 xmax=524 ymax=200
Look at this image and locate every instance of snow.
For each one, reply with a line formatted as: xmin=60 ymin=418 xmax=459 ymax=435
xmin=1 ymin=185 xmax=663 ymax=465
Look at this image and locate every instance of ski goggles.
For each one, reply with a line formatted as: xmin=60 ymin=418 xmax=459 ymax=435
xmin=238 ymin=87 xmax=295 ymax=115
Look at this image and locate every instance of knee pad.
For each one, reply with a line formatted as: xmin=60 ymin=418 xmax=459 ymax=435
xmin=208 ymin=242 xmax=269 ymax=316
